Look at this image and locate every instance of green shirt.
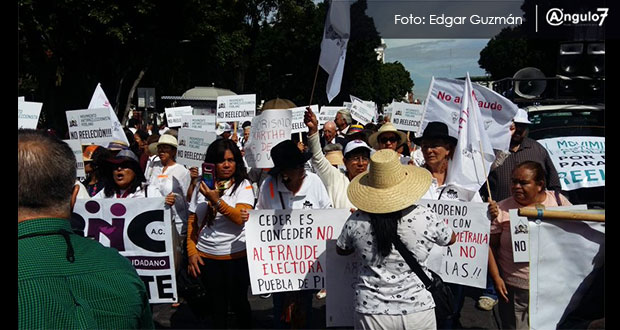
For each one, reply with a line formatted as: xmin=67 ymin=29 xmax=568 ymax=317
xmin=18 ymin=218 xmax=154 ymax=329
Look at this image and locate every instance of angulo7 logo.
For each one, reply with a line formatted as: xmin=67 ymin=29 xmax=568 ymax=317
xmin=546 ymin=8 xmax=609 ymax=26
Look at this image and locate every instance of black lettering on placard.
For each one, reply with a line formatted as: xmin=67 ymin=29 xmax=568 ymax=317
xmin=127 ymin=210 xmax=165 ymax=252
xmin=157 ymin=275 xmax=174 ymax=299
xmin=140 ymin=275 xmax=155 ymax=299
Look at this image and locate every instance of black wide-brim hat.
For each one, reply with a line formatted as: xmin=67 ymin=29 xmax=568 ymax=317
xmin=412 ymin=121 xmax=458 ymax=146
xmin=269 ymin=140 xmax=312 ymax=176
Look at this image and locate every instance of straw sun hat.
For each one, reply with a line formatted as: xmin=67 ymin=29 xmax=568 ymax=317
xmin=347 ymin=149 xmax=432 ymax=214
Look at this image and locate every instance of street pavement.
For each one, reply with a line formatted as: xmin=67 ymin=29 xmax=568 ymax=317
xmin=152 ymin=286 xmax=501 ymax=329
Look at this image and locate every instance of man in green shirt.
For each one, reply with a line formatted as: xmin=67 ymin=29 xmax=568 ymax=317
xmin=18 ymin=129 xmax=154 ymax=329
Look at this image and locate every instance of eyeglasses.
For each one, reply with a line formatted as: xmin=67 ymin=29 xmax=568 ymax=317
xmin=379 ymin=136 xmax=399 ymax=144
xmin=347 ymin=156 xmax=369 ymax=163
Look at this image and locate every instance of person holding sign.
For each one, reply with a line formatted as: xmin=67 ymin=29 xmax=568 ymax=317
xmin=94 ymin=149 xmax=147 ymax=199
xmin=18 ymin=130 xmax=153 ymax=329
xmin=337 ymin=149 xmax=456 ymax=330
xmin=254 ymin=139 xmax=333 ymax=329
xmin=186 ymin=139 xmax=254 ymax=329
xmin=487 ymin=161 xmax=571 ymax=330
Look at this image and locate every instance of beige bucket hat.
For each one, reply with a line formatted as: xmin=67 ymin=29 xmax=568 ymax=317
xmin=368 ymin=122 xmax=408 ymax=149
xmin=347 ymin=149 xmax=432 ymax=214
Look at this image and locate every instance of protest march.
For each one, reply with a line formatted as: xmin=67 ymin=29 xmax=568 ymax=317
xmin=18 ymin=1 xmax=605 ymax=329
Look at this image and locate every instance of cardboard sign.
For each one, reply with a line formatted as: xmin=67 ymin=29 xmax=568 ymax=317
xmin=63 ymin=139 xmax=86 ymax=179
xmin=529 ymin=214 xmax=605 ymax=330
xmin=318 ymin=106 xmax=342 ymax=126
xmin=423 ymin=77 xmax=518 ymax=152
xmin=216 ymin=94 xmax=256 ymax=122
xmin=71 ymin=198 xmax=178 ymax=303
xmin=423 ymin=199 xmax=490 ymax=289
xmin=244 ymin=110 xmax=292 ymax=168
xmin=350 ymin=100 xmax=374 ymax=125
xmin=245 ymin=208 xmax=350 ymax=294
xmin=66 ymin=108 xmax=116 ymax=146
xmin=539 ymin=136 xmax=605 ymax=191
xmin=181 ymin=115 xmax=216 ymax=132
xmin=390 ymin=102 xmax=425 ymax=134
xmin=164 ymin=106 xmax=193 ymax=128
xmin=290 ymin=105 xmax=317 ymax=134
xmin=508 ymin=205 xmax=587 ymax=263
xmin=18 ymin=101 xmax=43 ymax=129
xmin=176 ymin=128 xmax=218 ymax=169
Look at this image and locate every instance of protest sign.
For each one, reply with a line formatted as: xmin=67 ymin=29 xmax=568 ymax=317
xmin=326 ymin=240 xmax=357 ymax=327
xmin=66 ymin=108 xmax=116 ymax=146
xmin=508 ymin=205 xmax=587 ymax=263
xmin=245 ymin=110 xmax=292 ymax=168
xmin=350 ymin=99 xmax=374 ymax=125
xmin=390 ymin=102 xmax=425 ymax=134
xmin=216 ymin=94 xmax=256 ymax=122
xmin=422 ymin=77 xmax=518 ymax=152
xmin=63 ymin=139 xmax=86 ymax=179
xmin=18 ymin=101 xmax=43 ymax=129
xmin=423 ymin=199 xmax=490 ymax=288
xmin=529 ymin=214 xmax=604 ymax=330
xmin=164 ymin=106 xmax=193 ymax=128
xmin=539 ymin=136 xmax=605 ymax=191
xmin=181 ymin=114 xmax=216 ymax=132
xmin=71 ymin=198 xmax=178 ymax=303
xmin=343 ymin=101 xmax=352 ymax=110
xmin=245 ymin=208 xmax=350 ymax=294
xmin=176 ymin=128 xmax=218 ymax=169
xmin=290 ymin=105 xmax=317 ymax=134
xmin=88 ymin=83 xmax=129 ymax=145
xmin=318 ymin=106 xmax=341 ymax=126
xmin=18 ymin=96 xmax=25 ymax=103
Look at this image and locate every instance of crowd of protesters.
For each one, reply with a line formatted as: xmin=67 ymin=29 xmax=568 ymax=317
xmin=18 ymin=101 xmax=603 ymax=330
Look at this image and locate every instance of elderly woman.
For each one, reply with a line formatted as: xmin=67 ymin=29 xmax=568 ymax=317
xmin=488 ymin=161 xmax=571 ymax=329
xmin=337 ymin=149 xmax=456 ymax=329
xmin=368 ymin=122 xmax=408 ymax=151
xmin=94 ymin=149 xmax=146 ymax=199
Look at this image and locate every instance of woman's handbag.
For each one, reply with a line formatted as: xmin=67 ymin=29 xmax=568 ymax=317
xmin=392 ymin=235 xmax=455 ymax=323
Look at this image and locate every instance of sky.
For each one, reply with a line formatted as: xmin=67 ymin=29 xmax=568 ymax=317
xmin=383 ymin=39 xmax=490 ymax=101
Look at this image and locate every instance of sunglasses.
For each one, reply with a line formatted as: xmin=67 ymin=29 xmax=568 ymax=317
xmin=379 ymin=136 xmax=399 ymax=144
xmin=114 ymin=162 xmax=133 ymax=170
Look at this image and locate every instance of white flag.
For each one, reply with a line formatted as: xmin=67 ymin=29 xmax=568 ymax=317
xmin=319 ymin=0 xmax=351 ymax=103
xmin=88 ymin=83 xmax=129 ymax=145
xmin=447 ymin=73 xmax=495 ymax=194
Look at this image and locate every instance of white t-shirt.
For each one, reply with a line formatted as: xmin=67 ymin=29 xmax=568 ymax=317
xmin=256 ymin=171 xmax=333 ymax=210
xmin=146 ymin=163 xmax=191 ymax=236
xmin=93 ymin=186 xmax=146 ymax=199
xmin=188 ymin=179 xmax=255 ymax=256
xmin=337 ymin=204 xmax=453 ymax=315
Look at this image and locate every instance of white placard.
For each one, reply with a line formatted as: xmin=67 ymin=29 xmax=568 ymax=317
xmin=63 ymin=139 xmax=86 ymax=179
xmin=529 ymin=215 xmax=604 ymax=330
xmin=539 ymin=136 xmax=605 ymax=191
xmin=18 ymin=101 xmax=43 ymax=129
xmin=66 ymin=108 xmax=116 ymax=146
xmin=181 ymin=115 xmax=216 ymax=132
xmin=319 ymin=106 xmax=342 ymax=127
xmin=176 ymin=128 xmax=218 ymax=169
xmin=390 ymin=102 xmax=425 ymax=134
xmin=290 ymin=105 xmax=317 ymax=134
xmin=71 ymin=198 xmax=178 ymax=303
xmin=245 ymin=208 xmax=350 ymax=295
xmin=164 ymin=106 xmax=193 ymax=128
xmin=350 ymin=100 xmax=374 ymax=125
xmin=18 ymin=96 xmax=25 ymax=103
xmin=508 ymin=205 xmax=587 ymax=263
xmin=244 ymin=110 xmax=292 ymax=168
xmin=216 ymin=94 xmax=256 ymax=123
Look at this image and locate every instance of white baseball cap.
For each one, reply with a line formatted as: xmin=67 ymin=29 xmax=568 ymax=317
xmin=513 ymin=109 xmax=532 ymax=124
xmin=344 ymin=140 xmax=372 ymax=157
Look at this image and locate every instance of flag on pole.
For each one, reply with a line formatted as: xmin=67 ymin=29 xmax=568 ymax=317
xmin=446 ymin=73 xmax=495 ymax=194
xmin=88 ymin=83 xmax=129 ymax=145
xmin=319 ymin=0 xmax=351 ymax=103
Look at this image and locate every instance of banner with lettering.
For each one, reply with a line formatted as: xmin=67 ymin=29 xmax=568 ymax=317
xmin=164 ymin=106 xmax=193 ymax=128
xmin=391 ymin=102 xmax=425 ymax=134
xmin=71 ymin=198 xmax=178 ymax=303
xmin=290 ymin=105 xmax=317 ymax=134
xmin=181 ymin=114 xmax=217 ymax=132
xmin=318 ymin=106 xmax=342 ymax=126
xmin=66 ymin=108 xmax=116 ymax=146
xmin=539 ymin=136 xmax=605 ymax=190
xmin=529 ymin=214 xmax=604 ymax=330
xmin=176 ymin=128 xmax=218 ymax=169
xmin=18 ymin=101 xmax=43 ymax=129
xmin=245 ymin=208 xmax=350 ymax=294
xmin=63 ymin=139 xmax=86 ymax=179
xmin=216 ymin=94 xmax=256 ymax=123
xmin=422 ymin=77 xmax=518 ymax=152
xmin=245 ymin=110 xmax=292 ymax=168
xmin=422 ymin=199 xmax=490 ymax=288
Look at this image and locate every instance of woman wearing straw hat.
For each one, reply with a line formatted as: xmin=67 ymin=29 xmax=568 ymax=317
xmin=368 ymin=122 xmax=408 ymax=151
xmin=338 ymin=149 xmax=456 ymax=330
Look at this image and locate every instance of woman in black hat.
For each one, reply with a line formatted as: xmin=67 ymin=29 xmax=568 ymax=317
xmin=94 ymin=149 xmax=146 ymax=199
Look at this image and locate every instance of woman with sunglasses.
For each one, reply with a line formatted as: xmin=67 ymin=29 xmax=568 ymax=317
xmin=94 ymin=149 xmax=146 ymax=199
xmin=368 ymin=122 xmax=408 ymax=151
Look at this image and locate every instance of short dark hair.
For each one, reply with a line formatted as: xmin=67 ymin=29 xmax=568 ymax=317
xmin=514 ymin=161 xmax=547 ymax=187
xmin=18 ymin=129 xmax=76 ymax=209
